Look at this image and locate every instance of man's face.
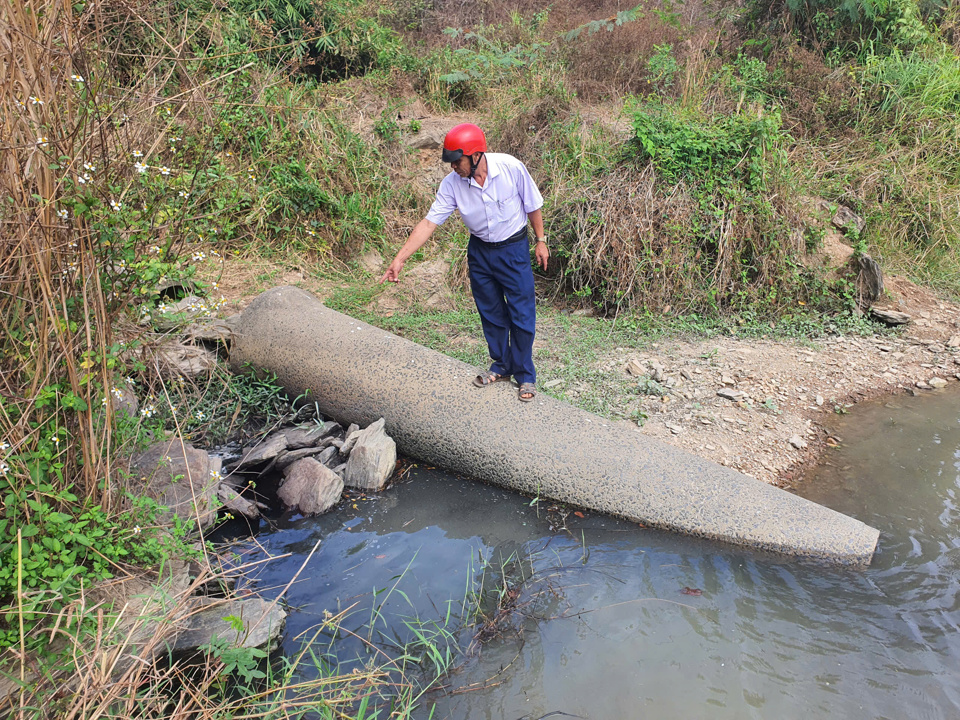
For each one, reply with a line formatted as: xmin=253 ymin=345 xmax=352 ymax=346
xmin=450 ymin=153 xmax=476 ymax=177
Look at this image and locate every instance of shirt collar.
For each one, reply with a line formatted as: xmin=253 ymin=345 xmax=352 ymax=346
xmin=463 ymin=153 xmax=499 ymax=189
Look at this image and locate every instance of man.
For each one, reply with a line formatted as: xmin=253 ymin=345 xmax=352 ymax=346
xmin=379 ymin=122 xmax=549 ymax=402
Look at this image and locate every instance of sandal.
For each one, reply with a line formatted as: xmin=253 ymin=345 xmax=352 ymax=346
xmin=473 ymin=369 xmax=511 ymax=388
xmin=518 ymin=382 xmax=536 ymax=402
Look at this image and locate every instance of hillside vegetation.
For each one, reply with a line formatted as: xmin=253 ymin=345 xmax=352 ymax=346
xmin=1 ymin=0 xmax=959 ymax=714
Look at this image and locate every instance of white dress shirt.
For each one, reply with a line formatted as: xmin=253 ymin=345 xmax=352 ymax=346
xmin=425 ymin=153 xmax=544 ymax=243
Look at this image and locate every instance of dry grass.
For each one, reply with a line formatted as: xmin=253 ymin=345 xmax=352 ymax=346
xmin=0 ymin=0 xmax=115 ymax=502
xmin=1 ymin=553 xmax=413 ymax=719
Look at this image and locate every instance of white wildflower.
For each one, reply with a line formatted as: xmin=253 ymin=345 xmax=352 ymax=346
xmin=57 ymin=208 xmax=69 ymax=220
xmin=134 ymin=161 xmax=148 ymax=174
xmin=178 ymin=190 xmax=190 ymax=198
xmin=83 ymin=162 xmax=96 ymax=172
xmin=110 ymin=199 xmax=122 ymax=212
xmin=0 ymin=462 xmax=8 ymax=475
xmin=191 ymin=251 xmax=206 ymax=262
xmin=77 ymin=173 xmax=91 ymax=184
xmin=194 ymin=411 xmax=205 ymax=421
xmin=159 ymin=166 xmax=171 ymax=176
xmin=140 ymin=404 xmax=156 ymax=418
xmin=29 ymin=96 xmax=43 ymax=106
xmin=149 ymin=245 xmax=161 ymax=254
xmin=0 ymin=442 xmax=8 ymax=451
xmin=133 ymin=525 xmax=141 ymax=535
xmin=132 ymin=150 xmax=143 ymax=158
xmin=111 ymin=387 xmax=123 ymax=399
xmin=125 ymin=376 xmax=136 ymax=385
xmin=169 ymin=137 xmax=180 ymax=144
xmin=37 ymin=136 xmax=48 ymax=147
xmin=71 ymin=74 xmax=84 ymax=83
xmin=210 ymin=469 xmax=222 ymax=481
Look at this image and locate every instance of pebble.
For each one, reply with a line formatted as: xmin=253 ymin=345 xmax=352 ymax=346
xmin=717 ymin=388 xmax=746 ymax=401
xmin=544 ymin=379 xmax=564 ymax=388
xmin=928 ymin=377 xmax=947 ymax=388
xmin=789 ymin=435 xmax=808 ymax=449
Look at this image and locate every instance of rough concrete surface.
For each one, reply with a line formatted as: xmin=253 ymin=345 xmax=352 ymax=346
xmin=232 ymin=286 xmax=880 ymax=565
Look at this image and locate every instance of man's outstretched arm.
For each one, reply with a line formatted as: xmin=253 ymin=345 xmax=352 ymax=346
xmin=380 ymin=219 xmax=439 ymax=283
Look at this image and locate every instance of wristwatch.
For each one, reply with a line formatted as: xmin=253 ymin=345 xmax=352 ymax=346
xmin=535 ymin=236 xmax=547 ymax=244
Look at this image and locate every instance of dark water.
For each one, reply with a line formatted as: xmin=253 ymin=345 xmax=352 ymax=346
xmin=233 ymin=387 xmax=960 ymax=719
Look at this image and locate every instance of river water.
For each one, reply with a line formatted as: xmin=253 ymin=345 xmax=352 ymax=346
xmin=233 ymin=386 xmax=960 ymax=719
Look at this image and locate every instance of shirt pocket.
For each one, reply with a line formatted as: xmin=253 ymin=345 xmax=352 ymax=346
xmin=492 ymin=187 xmax=521 ymax=226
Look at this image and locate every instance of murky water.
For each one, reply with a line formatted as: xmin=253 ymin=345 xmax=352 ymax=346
xmin=232 ymin=386 xmax=960 ymax=719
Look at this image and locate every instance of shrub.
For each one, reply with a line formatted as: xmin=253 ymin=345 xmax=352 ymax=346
xmin=551 ymin=101 xmax=812 ymax=315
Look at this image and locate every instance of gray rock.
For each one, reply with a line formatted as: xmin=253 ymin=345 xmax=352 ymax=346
xmin=277 ymin=422 xmax=341 ymax=450
xmin=154 ymin=340 xmax=217 ymax=378
xmin=871 ymin=308 xmax=911 ymax=325
xmin=789 ymin=435 xmax=808 ymax=449
xmin=315 ymin=445 xmax=338 ymax=466
xmin=947 ymin=335 xmax=960 ymax=348
xmin=130 ymin=440 xmax=219 ymax=529
xmin=340 ymin=429 xmax=361 ymax=456
xmin=184 ymin=318 xmax=237 ymax=346
xmin=169 ymin=598 xmax=286 ymax=653
xmin=832 ymin=205 xmax=866 ymax=235
xmin=274 ymin=443 xmax=334 ymax=471
xmin=625 ymin=358 xmax=646 ymax=377
xmin=344 ymin=418 xmax=397 ymax=491
xmin=279 ymin=458 xmax=343 ymax=515
xmin=717 ymin=388 xmax=746 ymax=401
xmin=928 ymin=377 xmax=948 ymax=388
xmin=217 ymin=483 xmax=260 ymax=520
xmin=406 ymin=127 xmax=444 ymax=150
xmin=853 ymin=254 xmax=884 ymax=305
xmin=237 ymin=433 xmax=289 ymax=469
xmin=107 ymin=382 xmax=139 ymax=418
xmin=649 ymin=362 xmax=665 ymax=383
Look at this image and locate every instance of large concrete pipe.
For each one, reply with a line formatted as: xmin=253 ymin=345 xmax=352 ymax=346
xmin=232 ymin=287 xmax=880 ymax=565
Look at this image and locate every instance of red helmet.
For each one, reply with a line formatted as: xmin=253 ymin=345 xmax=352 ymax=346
xmin=442 ymin=123 xmax=486 ymax=163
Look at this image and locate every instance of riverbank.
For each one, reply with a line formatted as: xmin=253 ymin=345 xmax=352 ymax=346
xmin=211 ymin=255 xmax=959 ymax=490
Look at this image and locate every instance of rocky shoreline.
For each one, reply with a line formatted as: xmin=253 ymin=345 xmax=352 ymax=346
xmin=610 ymin=277 xmax=960 ymax=487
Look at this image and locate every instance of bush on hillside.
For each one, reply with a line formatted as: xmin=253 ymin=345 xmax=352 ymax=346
xmin=551 ymin=101 xmax=819 ymax=315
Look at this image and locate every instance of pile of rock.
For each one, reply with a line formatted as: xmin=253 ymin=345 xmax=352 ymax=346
xmin=223 ymin=417 xmax=397 ymax=517
xmin=130 ymin=417 xmax=397 ymax=527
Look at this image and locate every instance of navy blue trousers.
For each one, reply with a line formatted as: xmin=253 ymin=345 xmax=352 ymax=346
xmin=467 ymin=233 xmax=537 ymax=385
